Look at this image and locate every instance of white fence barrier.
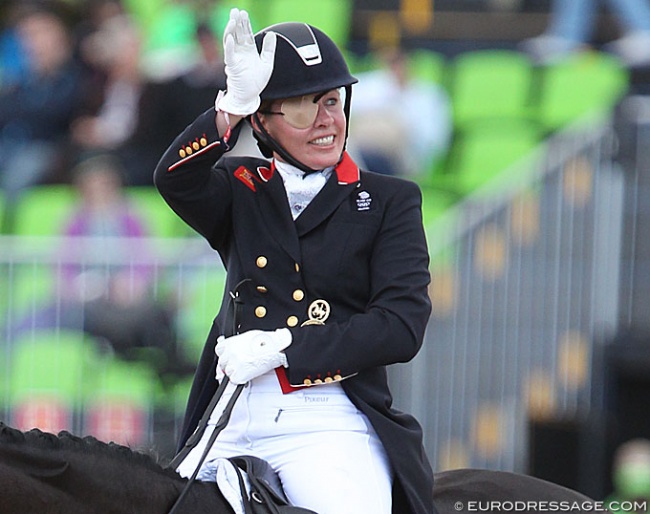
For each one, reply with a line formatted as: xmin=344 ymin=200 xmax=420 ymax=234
xmin=390 ymin=116 xmax=626 ymax=473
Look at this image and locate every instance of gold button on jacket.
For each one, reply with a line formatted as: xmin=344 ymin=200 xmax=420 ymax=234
xmin=256 ymin=256 xmax=268 ymax=268
xmin=292 ymin=289 xmax=305 ymax=302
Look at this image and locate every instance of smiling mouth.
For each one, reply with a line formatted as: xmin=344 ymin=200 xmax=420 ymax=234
xmin=310 ymin=135 xmax=335 ymax=146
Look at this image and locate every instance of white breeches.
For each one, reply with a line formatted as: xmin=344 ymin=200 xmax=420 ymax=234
xmin=176 ymin=371 xmax=393 ymax=514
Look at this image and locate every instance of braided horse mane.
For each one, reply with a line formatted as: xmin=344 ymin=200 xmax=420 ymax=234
xmin=0 ymin=422 xmax=228 ymax=514
xmin=0 ymin=421 xmax=177 ymax=478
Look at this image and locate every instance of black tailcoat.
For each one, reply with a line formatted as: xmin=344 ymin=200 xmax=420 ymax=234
xmin=154 ymin=109 xmax=436 ymax=514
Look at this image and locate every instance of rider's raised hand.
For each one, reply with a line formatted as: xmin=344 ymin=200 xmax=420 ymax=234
xmin=216 ymin=8 xmax=277 ymax=116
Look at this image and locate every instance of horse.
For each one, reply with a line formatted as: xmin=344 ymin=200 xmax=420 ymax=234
xmin=0 ymin=422 xmax=598 ymax=513
xmin=433 ymin=468 xmax=599 ymax=513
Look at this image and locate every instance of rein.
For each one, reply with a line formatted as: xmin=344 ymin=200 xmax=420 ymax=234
xmin=167 ymin=280 xmax=249 ymax=514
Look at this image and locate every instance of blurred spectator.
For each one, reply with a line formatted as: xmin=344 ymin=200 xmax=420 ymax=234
xmin=70 ymin=8 xmax=148 ymax=183
xmin=348 ymin=48 xmax=452 ymax=177
xmin=0 ymin=3 xmax=84 ymax=225
xmin=520 ymin=0 xmax=650 ymax=67
xmin=75 ymin=0 xmax=124 ymax=37
xmin=71 ymin=4 xmax=226 ymax=187
xmin=607 ymin=438 xmax=650 ymax=512
xmin=0 ymin=13 xmax=28 ymax=91
xmin=131 ymin=22 xmax=227 ymax=176
xmin=15 ymin=154 xmax=188 ymax=378
xmin=71 ymin=0 xmax=126 ymax=79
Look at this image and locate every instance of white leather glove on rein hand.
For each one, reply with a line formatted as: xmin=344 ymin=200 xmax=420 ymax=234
xmin=216 ymin=8 xmax=277 ymax=116
xmin=216 ymin=328 xmax=292 ymax=385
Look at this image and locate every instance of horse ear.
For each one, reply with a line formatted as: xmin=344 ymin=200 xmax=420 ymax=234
xmin=1 ymin=446 xmax=70 ymax=481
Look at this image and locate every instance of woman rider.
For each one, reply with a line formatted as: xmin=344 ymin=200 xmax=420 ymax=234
xmin=154 ymin=8 xmax=436 ymax=514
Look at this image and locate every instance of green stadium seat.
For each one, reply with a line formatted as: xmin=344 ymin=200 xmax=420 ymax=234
xmin=122 ymin=0 xmax=165 ymax=33
xmin=11 ymin=184 xmax=183 ymax=238
xmin=345 ymin=50 xmax=382 ymax=75
xmin=83 ymin=358 xmax=162 ymax=445
xmin=533 ymin=51 xmax=629 ymax=132
xmin=11 ymin=185 xmax=77 ymax=236
xmin=5 ymin=263 xmax=59 ymax=326
xmin=1 ymin=257 xmax=56 ymax=335
xmin=125 ymin=186 xmax=185 ymax=238
xmin=86 ymin=358 xmax=161 ymax=408
xmin=9 ymin=329 xmax=99 ymax=404
xmin=448 ymin=50 xmax=535 ymax=131
xmin=434 ymin=119 xmax=543 ymax=197
xmin=263 ymin=0 xmax=353 ymax=47
xmin=0 ymin=189 xmax=6 ymax=233
xmin=9 ymin=329 xmax=101 ymax=432
xmin=420 ymin=187 xmax=458 ymax=227
xmin=171 ymin=375 xmax=194 ymax=420
xmin=140 ymin=1 xmax=197 ymax=54
xmin=407 ymin=48 xmax=447 ymax=85
xmin=0 ymin=349 xmax=7 ymax=415
xmin=210 ymin=0 xmax=270 ymax=34
xmin=176 ymin=268 xmax=227 ymax=361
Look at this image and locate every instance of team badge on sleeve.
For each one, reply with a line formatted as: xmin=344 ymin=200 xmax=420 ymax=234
xmin=234 ymin=166 xmax=260 ymax=192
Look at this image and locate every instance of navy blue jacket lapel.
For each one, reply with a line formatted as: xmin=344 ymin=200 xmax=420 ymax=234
xmin=255 ymin=164 xmax=302 ymax=263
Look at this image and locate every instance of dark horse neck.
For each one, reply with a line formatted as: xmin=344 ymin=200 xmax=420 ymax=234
xmin=0 ymin=423 xmax=230 ymax=514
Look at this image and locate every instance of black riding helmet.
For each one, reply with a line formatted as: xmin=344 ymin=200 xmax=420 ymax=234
xmin=250 ymin=22 xmax=358 ymax=173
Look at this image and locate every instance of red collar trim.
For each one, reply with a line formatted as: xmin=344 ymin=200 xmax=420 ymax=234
xmin=257 ymin=162 xmax=275 ymax=182
xmin=335 ymin=152 xmax=360 ymax=185
xmin=259 ymin=153 xmax=359 ymax=184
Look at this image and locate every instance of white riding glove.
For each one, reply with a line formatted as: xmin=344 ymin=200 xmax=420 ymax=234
xmin=216 ymin=8 xmax=277 ymax=116
xmin=216 ymin=328 xmax=292 ymax=385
